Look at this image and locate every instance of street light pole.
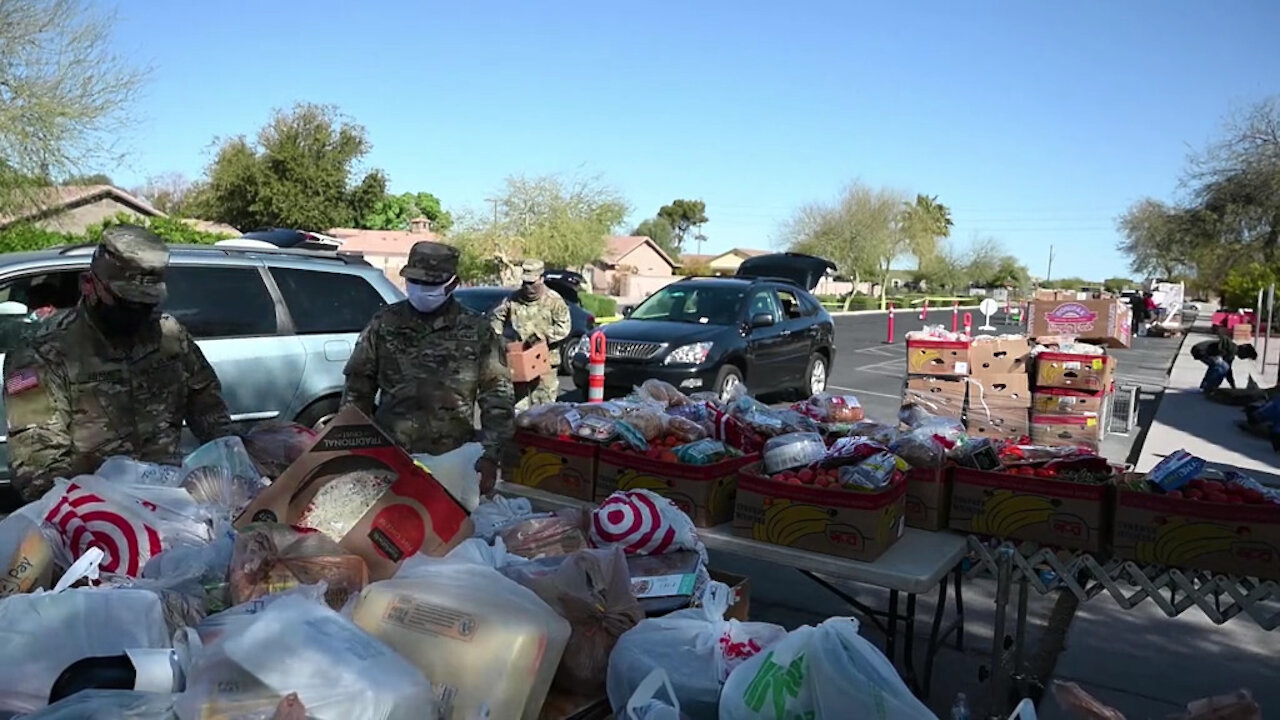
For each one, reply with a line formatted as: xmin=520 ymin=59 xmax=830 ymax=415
xmin=1045 ymin=245 xmax=1055 ymax=284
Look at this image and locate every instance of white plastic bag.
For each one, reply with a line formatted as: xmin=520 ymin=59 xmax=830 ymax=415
xmin=97 ymin=456 xmax=183 ymax=487
xmin=0 ymin=551 xmax=171 ymax=711
xmin=626 ymin=669 xmax=684 ymax=720
xmin=179 ymin=437 xmax=269 ymax=519
xmin=194 ymin=582 xmax=329 ymax=645
xmin=472 ymin=496 xmax=536 ymax=540
xmin=19 ymin=690 xmax=178 ymax=719
xmin=0 ymin=508 xmax=56 ymax=597
xmin=178 ymin=595 xmax=435 ymax=720
xmin=608 ymin=581 xmax=786 ymax=720
xmin=591 ymin=490 xmax=705 ymax=560
xmin=413 ymin=441 xmax=484 ymax=512
xmin=718 ymin=617 xmax=935 ymax=720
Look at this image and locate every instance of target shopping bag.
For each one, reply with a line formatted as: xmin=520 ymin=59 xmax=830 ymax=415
xmin=41 ymin=476 xmax=211 ymax=577
xmin=590 ymin=489 xmax=703 ymax=557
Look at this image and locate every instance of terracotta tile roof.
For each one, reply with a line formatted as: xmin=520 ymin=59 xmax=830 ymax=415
xmin=602 ymin=235 xmax=679 ymax=268
xmin=326 ymin=227 xmax=440 ymax=256
xmin=0 ymin=185 xmax=162 ymax=227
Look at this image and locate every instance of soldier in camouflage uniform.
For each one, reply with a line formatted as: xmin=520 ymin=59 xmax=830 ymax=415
xmin=342 ymin=241 xmax=515 ymax=492
xmin=490 ymin=259 xmax=571 ymax=412
xmin=2 ymin=226 xmax=233 ymax=501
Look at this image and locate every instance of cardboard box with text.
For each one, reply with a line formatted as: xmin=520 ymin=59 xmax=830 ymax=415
xmin=595 ymin=447 xmax=755 ymax=527
xmin=902 ymin=376 xmax=967 ymax=420
xmin=1035 ymin=352 xmax=1114 ymax=393
xmin=1030 ymin=414 xmax=1103 ymax=451
xmin=1028 ymin=299 xmax=1132 ymax=348
xmin=949 ymin=466 xmax=1110 ymax=552
xmin=905 ymin=465 xmax=950 ymax=531
xmin=1032 ymin=388 xmax=1105 ymax=416
xmin=906 ymin=339 xmax=971 ymax=376
xmin=504 ymin=430 xmax=598 ymax=501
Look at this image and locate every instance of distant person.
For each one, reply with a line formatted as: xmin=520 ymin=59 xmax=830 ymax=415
xmin=24 ymin=283 xmax=59 ymax=321
xmin=1144 ymin=292 xmax=1159 ymax=323
xmin=1190 ymin=336 xmax=1258 ymax=392
xmin=1128 ymin=293 xmax=1146 ymax=335
xmin=490 ymin=259 xmax=570 ymax=411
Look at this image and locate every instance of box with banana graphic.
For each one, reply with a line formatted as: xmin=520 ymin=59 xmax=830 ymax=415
xmin=505 ymin=430 xmax=599 ymax=502
xmin=732 ymin=464 xmax=906 ymax=562
xmin=948 ymin=466 xmax=1111 ymax=552
xmin=1034 ymin=352 xmax=1114 ymax=393
xmin=906 ymin=339 xmax=972 ymax=377
xmin=904 ymin=465 xmax=950 ymax=531
xmin=1112 ymin=486 xmax=1280 ymax=580
xmin=594 ymin=446 xmax=758 ymax=527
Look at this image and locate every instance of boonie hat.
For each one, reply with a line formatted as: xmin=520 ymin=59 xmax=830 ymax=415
xmin=401 ymin=241 xmax=459 ymax=284
xmin=520 ymin=259 xmax=545 ymax=283
xmin=91 ymin=225 xmax=169 ymax=303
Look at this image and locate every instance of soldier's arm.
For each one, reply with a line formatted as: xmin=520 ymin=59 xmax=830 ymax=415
xmin=341 ymin=316 xmax=380 ymax=415
xmin=489 ymin=299 xmax=510 ymax=338
xmin=548 ymin=297 xmax=572 ymax=344
xmin=476 ymin=323 xmax=515 ymax=464
xmin=178 ymin=323 xmax=233 ymax=443
xmin=4 ymin=347 xmax=76 ymax=501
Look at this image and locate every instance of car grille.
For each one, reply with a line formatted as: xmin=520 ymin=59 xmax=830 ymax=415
xmin=605 ymin=340 xmax=662 ymax=360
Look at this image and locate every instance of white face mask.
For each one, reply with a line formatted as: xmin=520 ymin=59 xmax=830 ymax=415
xmin=406 ymin=281 xmax=452 ymax=313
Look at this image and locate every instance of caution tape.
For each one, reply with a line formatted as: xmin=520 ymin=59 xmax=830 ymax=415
xmin=962 ymin=536 xmax=1280 ymax=630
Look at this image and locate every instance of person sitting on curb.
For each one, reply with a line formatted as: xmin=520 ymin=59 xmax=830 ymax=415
xmin=1190 ymin=336 xmax=1257 ymax=392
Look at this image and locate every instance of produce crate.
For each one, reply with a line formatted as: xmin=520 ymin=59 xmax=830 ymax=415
xmin=906 ymin=339 xmax=971 ymax=376
xmin=505 ymin=430 xmax=599 ymax=501
xmin=1030 ymin=414 xmax=1104 ymax=451
xmin=1034 ymin=352 xmax=1114 ymax=392
xmin=733 ymin=463 xmax=906 ymax=562
xmin=904 ymin=465 xmax=951 ymax=531
xmin=595 ymin=447 xmax=755 ymax=527
xmin=507 ymin=341 xmax=551 ymax=382
xmin=1031 ymin=388 xmax=1105 ymax=416
xmin=968 ymin=337 xmax=1031 ymax=375
xmin=1111 ymin=483 xmax=1280 ymax=580
xmin=948 ymin=464 xmax=1113 ymax=553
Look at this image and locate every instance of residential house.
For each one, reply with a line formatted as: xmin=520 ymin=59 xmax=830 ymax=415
xmin=0 ymin=185 xmax=240 ymax=238
xmin=593 ymin=235 xmax=680 ymax=302
xmin=326 ymin=217 xmax=437 ymax=289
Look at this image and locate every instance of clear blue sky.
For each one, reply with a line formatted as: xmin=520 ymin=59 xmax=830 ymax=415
xmin=103 ymin=0 xmax=1279 ymax=281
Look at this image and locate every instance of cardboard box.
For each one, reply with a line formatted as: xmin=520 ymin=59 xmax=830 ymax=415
xmin=967 ymin=373 xmax=1031 ymax=407
xmin=1111 ymin=484 xmax=1280 ymax=580
xmin=949 ymin=467 xmax=1111 ymax=552
xmin=965 ymin=408 xmax=1031 ymax=442
xmin=1035 ymin=352 xmax=1113 ymax=393
xmin=1030 ymin=414 xmax=1103 ymax=450
xmin=733 ymin=464 xmax=906 ymax=562
xmin=709 ymin=569 xmax=752 ymax=622
xmin=1028 ymin=299 xmax=1132 ymax=348
xmin=236 ymin=406 xmax=472 ymax=581
xmin=969 ymin=337 xmax=1031 ymax=375
xmin=905 ymin=465 xmax=950 ymax=531
xmin=1034 ymin=289 xmax=1081 ymax=302
xmin=507 ymin=341 xmax=551 ymax=382
xmin=595 ymin=447 xmax=755 ymax=527
xmin=1032 ymin=389 xmax=1105 ymax=416
xmin=906 ymin=339 xmax=971 ymax=376
xmin=902 ymin=376 xmax=967 ymax=419
xmin=504 ymin=430 xmax=598 ymax=501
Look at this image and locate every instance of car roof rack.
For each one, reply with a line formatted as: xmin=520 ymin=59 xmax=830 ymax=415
xmin=55 ymin=242 xmax=370 ymax=266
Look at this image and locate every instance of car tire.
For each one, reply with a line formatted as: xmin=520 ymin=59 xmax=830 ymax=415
xmin=296 ymin=396 xmax=341 ymax=431
xmin=714 ymin=364 xmax=744 ymax=402
xmin=797 ymin=353 xmax=829 ymax=399
xmin=559 ymin=337 xmax=579 ymax=376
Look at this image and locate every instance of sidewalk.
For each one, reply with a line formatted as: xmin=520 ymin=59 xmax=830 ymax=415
xmin=1040 ymin=320 xmax=1280 ymax=720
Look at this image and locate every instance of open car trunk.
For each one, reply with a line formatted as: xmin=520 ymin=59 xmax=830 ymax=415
xmin=735 ymin=252 xmax=837 ymax=291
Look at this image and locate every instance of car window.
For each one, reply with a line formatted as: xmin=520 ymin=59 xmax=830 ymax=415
xmin=775 ymin=289 xmax=809 ymax=319
xmin=630 ymin=284 xmax=746 ymax=325
xmin=748 ymin=289 xmax=782 ymax=320
xmin=163 ymin=266 xmax=277 ymax=339
xmin=271 ymin=268 xmax=387 ymax=334
xmin=0 ymin=269 xmax=84 ymax=354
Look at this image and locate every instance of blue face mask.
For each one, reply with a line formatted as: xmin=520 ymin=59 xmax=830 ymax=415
xmin=406 ymin=281 xmax=453 ymax=313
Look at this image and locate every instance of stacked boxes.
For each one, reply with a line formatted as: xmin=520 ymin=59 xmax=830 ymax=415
xmin=1027 ymin=291 xmax=1133 ymax=349
xmin=1030 ymin=351 xmax=1113 ymax=451
xmin=902 ymin=337 xmax=971 ymax=423
xmin=965 ymin=337 xmax=1032 ymax=442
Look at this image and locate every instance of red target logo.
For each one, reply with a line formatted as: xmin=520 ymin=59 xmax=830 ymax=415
xmin=44 ymin=483 xmax=163 ymax=577
xmin=591 ymin=491 xmax=676 ymax=555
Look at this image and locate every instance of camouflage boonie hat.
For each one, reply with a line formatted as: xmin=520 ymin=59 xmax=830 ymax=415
xmin=401 ymin=241 xmax=459 ymax=284
xmin=91 ymin=225 xmax=169 ymax=303
xmin=520 ymin=258 xmax=545 ymax=283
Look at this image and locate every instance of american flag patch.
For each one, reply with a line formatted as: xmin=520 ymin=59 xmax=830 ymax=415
xmin=5 ymin=368 xmax=39 ymax=395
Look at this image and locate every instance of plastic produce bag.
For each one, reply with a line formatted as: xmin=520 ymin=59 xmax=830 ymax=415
xmin=179 ymin=437 xmax=268 ymax=519
xmin=761 ymin=432 xmax=826 ymax=474
xmin=230 ymin=523 xmax=368 ymax=610
xmin=242 ymin=420 xmax=318 ymax=478
xmin=673 ymin=439 xmax=735 ymax=466
xmin=195 ymin=583 xmax=330 ymax=645
xmin=178 ymin=595 xmax=435 ymax=720
xmin=890 ymin=417 xmax=965 ymax=468
xmin=625 ymin=669 xmax=685 ymax=720
xmin=471 ymin=496 xmax=536 ymax=540
xmin=666 ymin=415 xmax=708 ymax=442
xmin=18 ymin=690 xmax=178 ymax=719
xmin=503 ymin=547 xmax=645 ymax=693
xmin=591 ymin=490 xmax=705 ymax=559
xmin=608 ymin=581 xmax=786 ymax=720
xmin=141 ymin=528 xmax=236 ymax=611
xmin=718 ymin=617 xmax=934 ymax=720
xmin=514 ymin=402 xmax=578 ymax=435
xmin=635 ymin=379 xmax=689 ymax=407
xmin=837 ymin=452 xmax=906 ymax=490
xmin=498 ymin=509 xmax=588 ymax=559
xmin=96 ymin=457 xmax=182 ymax=487
xmin=794 ymin=393 xmax=864 ymax=423
xmin=412 ymin=441 xmax=484 ymax=512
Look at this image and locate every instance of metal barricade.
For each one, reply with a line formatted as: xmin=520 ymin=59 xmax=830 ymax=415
xmin=1107 ymin=384 xmax=1139 ymax=435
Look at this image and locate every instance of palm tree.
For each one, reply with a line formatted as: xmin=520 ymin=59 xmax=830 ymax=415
xmin=902 ymin=194 xmax=954 ymax=270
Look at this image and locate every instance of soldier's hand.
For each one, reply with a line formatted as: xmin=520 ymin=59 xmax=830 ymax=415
xmin=476 ymin=458 xmax=499 ymax=494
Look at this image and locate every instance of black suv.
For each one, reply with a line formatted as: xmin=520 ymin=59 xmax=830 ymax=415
xmin=570 ymin=253 xmax=837 ymax=399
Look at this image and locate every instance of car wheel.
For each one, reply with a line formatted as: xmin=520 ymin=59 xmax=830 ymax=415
xmin=798 ymin=353 xmax=828 ymax=398
xmin=715 ymin=365 xmax=744 ymax=402
xmin=296 ymin=396 xmax=341 ymax=431
xmin=559 ymin=337 xmax=579 ymax=376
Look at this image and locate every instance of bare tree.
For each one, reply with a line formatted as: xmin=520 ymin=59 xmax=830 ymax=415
xmin=132 ymin=173 xmax=195 ymax=215
xmin=0 ymin=0 xmax=147 ymax=212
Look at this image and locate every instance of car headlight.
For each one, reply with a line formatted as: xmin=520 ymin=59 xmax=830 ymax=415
xmin=574 ymin=335 xmax=590 ymax=357
xmin=664 ymin=341 xmax=713 ymax=365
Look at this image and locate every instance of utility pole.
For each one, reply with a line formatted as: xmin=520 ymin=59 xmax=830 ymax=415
xmin=484 ymin=197 xmax=498 ymax=228
xmin=1045 ymin=244 xmax=1055 ymax=284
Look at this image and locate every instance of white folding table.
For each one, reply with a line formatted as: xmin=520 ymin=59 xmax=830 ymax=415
xmin=496 ymin=481 xmax=969 ymax=699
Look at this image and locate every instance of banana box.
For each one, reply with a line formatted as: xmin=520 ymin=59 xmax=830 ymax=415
xmin=905 ymin=465 xmax=950 ymax=531
xmin=969 ymin=337 xmax=1031 ymax=375
xmin=1112 ymin=483 xmax=1280 ymax=580
xmin=595 ymin=447 xmax=754 ymax=527
xmin=505 ymin=430 xmax=598 ymax=501
xmin=906 ymin=339 xmax=971 ymax=376
xmin=1034 ymin=352 xmax=1114 ymax=393
xmin=948 ymin=466 xmax=1111 ymax=552
xmin=733 ymin=464 xmax=906 ymax=562
xmin=1030 ymin=414 xmax=1104 ymax=452
xmin=1031 ymin=388 xmax=1105 ymax=416
xmin=902 ymin=376 xmax=967 ymax=420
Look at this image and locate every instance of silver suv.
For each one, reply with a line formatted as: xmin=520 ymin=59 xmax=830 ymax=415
xmin=0 ymin=243 xmax=404 ymax=482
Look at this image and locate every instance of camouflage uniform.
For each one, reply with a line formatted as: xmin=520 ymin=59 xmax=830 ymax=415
xmin=3 ymin=227 xmax=232 ymax=501
xmin=490 ymin=259 xmax=571 ymax=412
xmin=342 ymin=242 xmax=515 ymax=463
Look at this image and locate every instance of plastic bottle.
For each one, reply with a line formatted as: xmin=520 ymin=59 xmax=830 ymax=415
xmin=49 ymin=649 xmax=185 ymax=703
xmin=951 ymin=692 xmax=971 ymax=720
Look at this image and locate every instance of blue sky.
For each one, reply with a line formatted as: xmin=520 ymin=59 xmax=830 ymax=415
xmin=103 ymin=0 xmax=1279 ymax=280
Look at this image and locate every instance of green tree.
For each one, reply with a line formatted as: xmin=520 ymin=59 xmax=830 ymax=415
xmin=360 ymin=191 xmax=454 ymax=232
xmin=1221 ymin=263 xmax=1279 ymax=310
xmin=1116 ymin=199 xmax=1202 ymax=278
xmin=657 ymin=199 xmax=709 ymax=253
xmin=633 ymin=217 xmax=678 ymax=258
xmin=187 ymin=103 xmax=387 ymax=231
xmin=901 ymin=194 xmax=953 ymax=270
xmin=0 ymin=0 xmax=145 ymax=214
xmin=1103 ymin=277 xmax=1135 ymax=293
xmin=63 ymin=173 xmax=113 ymax=186
xmin=0 ymin=212 xmax=232 ymax=254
